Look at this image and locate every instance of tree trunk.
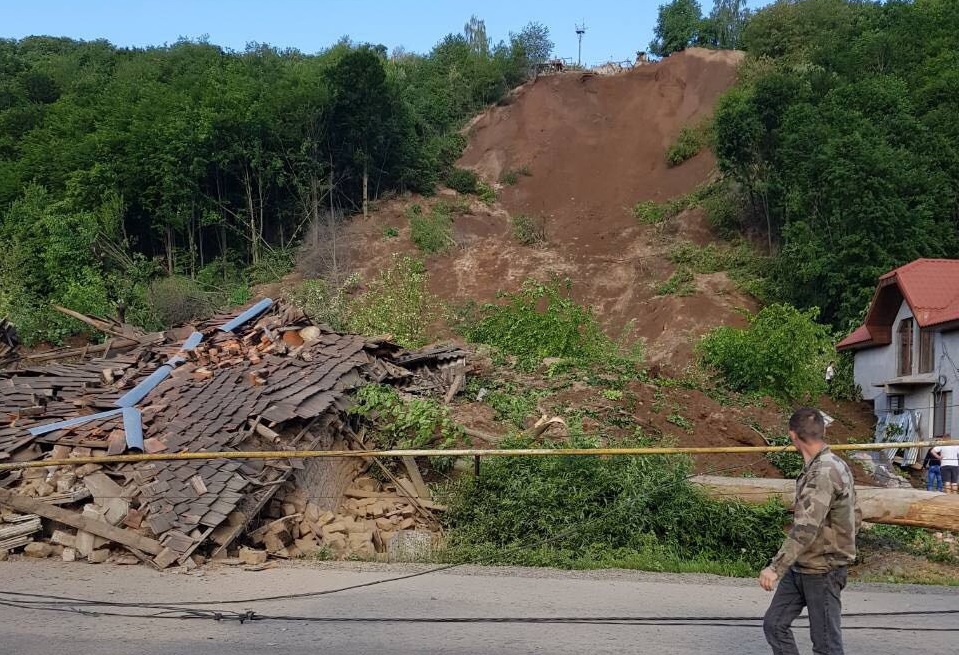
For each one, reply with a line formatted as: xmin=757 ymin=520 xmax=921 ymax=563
xmin=243 ymin=168 xmax=258 ymax=266
xmin=692 ymin=475 xmax=959 ymax=532
xmin=362 ymin=159 xmax=369 ymax=220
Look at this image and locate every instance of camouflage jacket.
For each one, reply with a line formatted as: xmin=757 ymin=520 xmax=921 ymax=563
xmin=769 ymin=446 xmax=861 ymax=577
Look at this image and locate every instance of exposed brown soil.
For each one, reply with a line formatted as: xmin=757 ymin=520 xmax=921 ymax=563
xmin=346 ymin=48 xmax=754 ymax=372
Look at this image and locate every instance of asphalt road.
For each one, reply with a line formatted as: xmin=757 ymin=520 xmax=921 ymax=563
xmin=0 ymin=560 xmax=953 ymax=654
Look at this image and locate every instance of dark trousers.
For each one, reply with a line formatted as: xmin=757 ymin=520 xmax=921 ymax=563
xmin=763 ymin=567 xmax=847 ymax=655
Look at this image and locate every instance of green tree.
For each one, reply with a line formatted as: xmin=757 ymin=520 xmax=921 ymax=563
xmin=650 ymin=0 xmax=705 ymax=57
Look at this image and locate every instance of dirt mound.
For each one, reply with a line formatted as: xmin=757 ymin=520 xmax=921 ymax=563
xmin=346 ymin=48 xmax=752 ymax=371
xmin=460 ymin=48 xmax=743 ymax=241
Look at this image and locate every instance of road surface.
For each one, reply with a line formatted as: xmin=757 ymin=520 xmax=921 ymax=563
xmin=0 ymin=559 xmax=953 ymax=654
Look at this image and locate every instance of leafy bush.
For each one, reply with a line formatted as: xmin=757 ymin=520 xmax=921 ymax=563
xmin=382 ymin=226 xmax=399 ymax=239
xmin=410 ymin=205 xmax=455 ymax=254
xmin=765 ymin=434 xmax=804 ymax=479
xmin=347 ymin=254 xmax=437 ymax=348
xmin=699 ymin=304 xmax=833 ymax=401
xmin=666 ymin=124 xmax=709 ymax=167
xmin=349 ymin=384 xmax=463 ymax=450
xmin=828 ymin=351 xmax=860 ymax=402
xmin=464 ymin=278 xmax=641 ymax=371
xmin=445 ymin=168 xmax=479 ymax=195
xmin=441 ymin=434 xmax=788 ymax=573
xmin=511 ymin=214 xmax=547 ymax=246
xmin=655 ymin=267 xmax=696 ymax=296
xmin=477 ymin=181 xmax=497 ymax=204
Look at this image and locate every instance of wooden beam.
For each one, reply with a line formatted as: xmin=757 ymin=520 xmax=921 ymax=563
xmin=691 ymin=476 xmax=959 ymax=532
xmin=0 ymin=488 xmax=163 ymax=556
xmin=401 ymin=456 xmax=432 ymax=500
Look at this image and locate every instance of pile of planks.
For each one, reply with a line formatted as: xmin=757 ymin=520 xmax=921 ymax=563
xmin=0 ymin=300 xmax=467 ymax=568
xmin=0 ymin=512 xmax=41 ymax=555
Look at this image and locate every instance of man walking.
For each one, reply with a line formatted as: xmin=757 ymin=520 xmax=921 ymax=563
xmin=761 ymin=407 xmax=861 ymax=655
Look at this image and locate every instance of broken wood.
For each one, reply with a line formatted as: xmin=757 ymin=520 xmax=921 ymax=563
xmin=0 ymin=488 xmax=163 ymax=556
xmin=692 ymin=475 xmax=959 ymax=532
xmin=401 ymin=457 xmax=432 ymax=500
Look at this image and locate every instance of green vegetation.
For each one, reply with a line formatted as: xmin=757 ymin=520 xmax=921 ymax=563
xmin=655 ymin=267 xmax=696 ymax=296
xmin=499 ymin=165 xmax=532 ymax=185
xmin=286 ymin=274 xmax=360 ymax=332
xmin=0 ymin=20 xmax=553 ymax=342
xmin=650 ymin=0 xmax=751 ymax=57
xmin=476 ymin=181 xmax=497 ymax=204
xmin=713 ymin=0 xmax=959 ymax=328
xmin=511 ymin=214 xmax=547 ymax=246
xmin=445 ymin=168 xmax=479 ymax=195
xmin=466 ymin=378 xmax=550 ymax=429
xmin=862 ymin=525 xmax=959 ymax=567
xmin=632 ymin=181 xmax=723 ymax=227
xmin=349 ymin=383 xmax=463 ymax=450
xmin=441 ymin=434 xmax=788 ymax=573
xmin=666 ymin=123 xmax=711 ymax=167
xmin=699 ymin=303 xmax=832 ymax=401
xmin=382 ymin=226 xmax=399 ymax=239
xmin=669 ymin=240 xmax=770 ymax=299
xmin=464 ymin=279 xmax=642 ymax=372
xmin=410 ymin=204 xmax=455 ymax=254
xmin=344 ymin=255 xmax=437 ymax=348
xmin=764 ymin=434 xmax=804 ymax=479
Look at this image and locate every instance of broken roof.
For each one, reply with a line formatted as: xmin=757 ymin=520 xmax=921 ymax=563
xmin=837 ymin=258 xmax=959 ymax=351
xmin=0 ymin=300 xmax=465 ymax=567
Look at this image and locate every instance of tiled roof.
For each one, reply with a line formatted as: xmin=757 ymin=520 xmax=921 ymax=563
xmin=837 ymin=259 xmax=959 ymax=351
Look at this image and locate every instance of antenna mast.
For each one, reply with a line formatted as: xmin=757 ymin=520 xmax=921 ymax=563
xmin=575 ymin=22 xmax=586 ymax=66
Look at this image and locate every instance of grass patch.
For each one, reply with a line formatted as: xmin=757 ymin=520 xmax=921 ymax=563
xmin=655 ymin=267 xmax=695 ymax=296
xmin=410 ymin=204 xmax=455 ymax=254
xmin=499 ymin=165 xmax=532 ymax=185
xmin=632 ymin=181 xmax=726 ymax=228
xmin=346 ymin=254 xmax=438 ymax=348
xmin=511 ymin=214 xmax=547 ymax=246
xmin=666 ymin=122 xmax=711 ymax=167
xmin=440 ymin=434 xmax=789 ymax=574
xmin=382 ymin=226 xmax=399 ymax=239
xmin=764 ymin=434 xmax=804 ymax=479
xmin=477 ymin=181 xmax=497 ymax=204
xmin=669 ymin=240 xmax=771 ymax=299
xmin=464 ymin=278 xmax=642 ymax=372
xmin=862 ymin=525 xmax=959 ymax=566
xmin=467 ymin=378 xmax=550 ymax=429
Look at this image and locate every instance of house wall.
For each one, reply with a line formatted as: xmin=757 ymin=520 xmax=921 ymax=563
xmin=852 ymin=300 xmax=959 ymax=439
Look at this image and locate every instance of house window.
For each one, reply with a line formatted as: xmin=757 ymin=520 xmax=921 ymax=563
xmin=933 ymin=391 xmax=952 ymax=437
xmin=919 ymin=329 xmax=934 ymax=374
xmin=898 ymin=318 xmax=914 ymax=376
xmin=887 ymin=394 xmax=905 ymax=416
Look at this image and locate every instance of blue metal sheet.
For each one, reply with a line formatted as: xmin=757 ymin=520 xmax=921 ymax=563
xmin=115 ymin=364 xmax=173 ymax=408
xmin=122 ymin=407 xmax=144 ymax=452
xmin=167 ymin=355 xmax=186 ymax=367
xmin=218 ymin=298 xmax=273 ymax=333
xmin=28 ymin=409 xmax=124 ymax=436
xmin=180 ymin=331 xmax=203 ymax=351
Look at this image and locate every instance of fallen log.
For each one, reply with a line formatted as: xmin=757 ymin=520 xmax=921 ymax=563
xmin=691 ymin=475 xmax=959 ymax=532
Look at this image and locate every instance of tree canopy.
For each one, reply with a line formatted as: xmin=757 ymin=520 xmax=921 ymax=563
xmin=712 ymin=0 xmax=959 ymax=328
xmin=0 ymin=20 xmax=551 ymax=342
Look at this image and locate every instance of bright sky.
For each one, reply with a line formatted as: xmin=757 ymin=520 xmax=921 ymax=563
xmin=3 ymin=0 xmax=774 ymax=66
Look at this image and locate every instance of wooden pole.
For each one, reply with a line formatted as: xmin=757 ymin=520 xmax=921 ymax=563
xmin=691 ymin=475 xmax=959 ymax=532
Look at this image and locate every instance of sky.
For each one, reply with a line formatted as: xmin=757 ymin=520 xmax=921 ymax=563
xmin=3 ymin=0 xmax=775 ymax=66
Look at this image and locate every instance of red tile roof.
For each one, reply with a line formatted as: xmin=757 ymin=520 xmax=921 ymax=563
xmin=837 ymin=259 xmax=959 ymax=351
xmin=836 ymin=325 xmax=872 ymax=350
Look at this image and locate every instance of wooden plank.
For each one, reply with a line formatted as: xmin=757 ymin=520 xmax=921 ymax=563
xmin=0 ymin=488 xmax=163 ymax=555
xmin=401 ymin=457 xmax=432 ymax=500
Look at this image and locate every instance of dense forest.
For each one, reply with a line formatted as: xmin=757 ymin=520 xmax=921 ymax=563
xmin=3 ymin=0 xmax=959 ymax=345
xmin=0 ymin=18 xmax=551 ymax=341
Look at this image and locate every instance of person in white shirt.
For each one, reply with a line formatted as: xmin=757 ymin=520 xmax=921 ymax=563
xmin=933 ymin=436 xmax=959 ymax=494
xmin=825 ymin=362 xmax=836 ymax=392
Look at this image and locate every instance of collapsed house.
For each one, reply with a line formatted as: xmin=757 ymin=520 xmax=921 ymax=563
xmin=0 ymin=301 xmax=466 ymax=568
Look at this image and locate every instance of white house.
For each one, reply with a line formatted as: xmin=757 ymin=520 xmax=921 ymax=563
xmin=837 ymin=259 xmax=959 ymax=444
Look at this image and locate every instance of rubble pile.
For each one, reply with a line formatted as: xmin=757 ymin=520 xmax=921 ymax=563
xmin=0 ymin=300 xmax=465 ymax=568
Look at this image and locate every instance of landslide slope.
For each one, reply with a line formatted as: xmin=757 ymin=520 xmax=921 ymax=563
xmin=347 ymin=48 xmax=752 ymax=370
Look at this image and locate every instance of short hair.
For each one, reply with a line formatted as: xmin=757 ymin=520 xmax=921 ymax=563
xmin=789 ymin=407 xmax=825 ymax=442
